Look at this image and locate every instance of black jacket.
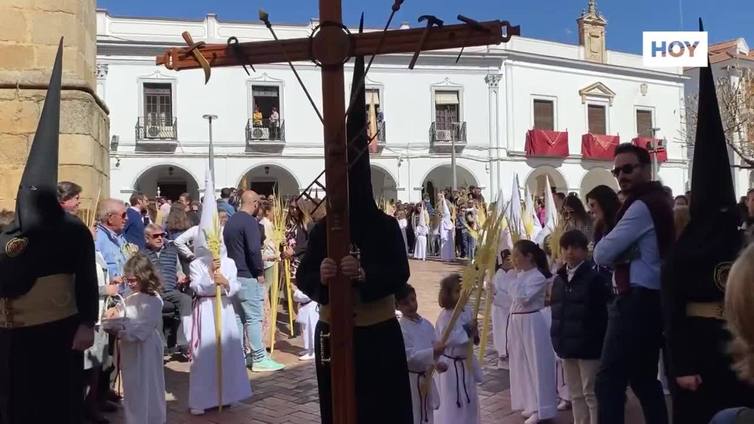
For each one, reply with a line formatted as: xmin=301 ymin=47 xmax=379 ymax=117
xmin=550 ymin=261 xmax=609 ymax=359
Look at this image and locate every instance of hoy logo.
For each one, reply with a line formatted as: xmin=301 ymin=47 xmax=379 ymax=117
xmin=643 ymin=31 xmax=708 ymax=68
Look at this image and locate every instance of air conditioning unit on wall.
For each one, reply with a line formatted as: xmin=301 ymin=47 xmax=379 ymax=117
xmin=435 ymin=129 xmax=452 ymax=141
xmin=251 ymin=127 xmax=270 ymax=140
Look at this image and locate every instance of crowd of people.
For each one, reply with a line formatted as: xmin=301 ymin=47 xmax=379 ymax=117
xmin=2 ymin=181 xmax=323 ymax=423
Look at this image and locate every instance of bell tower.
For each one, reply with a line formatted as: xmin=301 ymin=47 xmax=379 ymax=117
xmin=578 ymin=0 xmax=607 ymax=63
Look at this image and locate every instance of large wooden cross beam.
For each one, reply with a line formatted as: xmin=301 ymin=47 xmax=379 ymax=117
xmin=156 ymin=4 xmax=518 ymax=423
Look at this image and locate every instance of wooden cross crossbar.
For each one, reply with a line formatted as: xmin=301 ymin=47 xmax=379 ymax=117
xmin=157 ymin=7 xmax=519 ymax=424
xmin=156 ymin=20 xmax=518 ymax=71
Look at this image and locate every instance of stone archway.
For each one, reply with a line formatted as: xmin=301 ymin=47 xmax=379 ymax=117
xmin=239 ymin=164 xmax=300 ymax=198
xmin=134 ymin=164 xmax=200 ymax=201
xmin=422 ymin=164 xmax=479 ymax=196
xmin=371 ymin=165 xmax=398 ymax=202
xmin=524 ymin=166 xmax=568 ymax=197
xmin=580 ymin=167 xmax=618 ymax=198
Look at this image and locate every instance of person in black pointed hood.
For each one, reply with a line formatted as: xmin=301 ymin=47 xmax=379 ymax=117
xmin=0 ymin=39 xmax=99 ymax=424
xmin=295 ymin=16 xmax=413 ymax=424
xmin=662 ymin=19 xmax=754 ymax=424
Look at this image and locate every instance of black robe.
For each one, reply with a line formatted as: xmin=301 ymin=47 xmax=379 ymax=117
xmin=0 ymin=215 xmax=99 ymax=424
xmin=662 ymin=221 xmax=754 ymax=424
xmin=296 ymin=213 xmax=413 ymax=424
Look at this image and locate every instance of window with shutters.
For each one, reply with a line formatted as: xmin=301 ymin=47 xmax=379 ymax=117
xmin=533 ymin=99 xmax=554 ymax=130
xmin=143 ymin=83 xmax=172 ymax=126
xmin=636 ymin=109 xmax=653 ymax=137
xmin=434 ymin=90 xmax=460 ymax=131
xmin=588 ymin=104 xmax=607 ymax=135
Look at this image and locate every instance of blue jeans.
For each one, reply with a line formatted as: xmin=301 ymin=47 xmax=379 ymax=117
xmin=463 ymin=233 xmax=476 ymax=260
xmin=233 ymin=276 xmax=267 ymax=362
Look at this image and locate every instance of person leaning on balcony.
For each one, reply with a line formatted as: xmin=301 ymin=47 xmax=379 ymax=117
xmin=269 ymin=107 xmax=280 ymax=139
xmin=253 ymin=106 xmax=263 ymax=127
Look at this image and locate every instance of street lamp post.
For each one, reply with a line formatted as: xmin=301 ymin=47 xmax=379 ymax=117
xmin=203 ymin=114 xmax=218 ymax=183
xmin=451 ymin=134 xmax=457 ymax=192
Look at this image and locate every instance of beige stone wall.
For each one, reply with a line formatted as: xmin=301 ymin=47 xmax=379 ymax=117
xmin=0 ymin=0 xmax=109 ymax=212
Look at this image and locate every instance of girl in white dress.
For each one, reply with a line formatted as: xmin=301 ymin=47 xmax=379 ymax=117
xmin=413 ymin=203 xmax=429 ymax=261
xmin=293 ymin=287 xmax=319 ymax=361
xmin=112 ymin=254 xmax=166 ymax=424
xmin=491 ymin=249 xmax=515 ymax=367
xmin=508 ymin=240 xmax=558 ymax=424
xmin=434 ymin=274 xmax=482 ymax=424
xmin=188 ymin=244 xmax=252 ymax=415
xmin=397 ymin=284 xmax=446 ymax=424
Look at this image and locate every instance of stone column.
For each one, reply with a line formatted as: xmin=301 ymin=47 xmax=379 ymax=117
xmin=0 ymin=0 xmax=109 ymax=213
xmin=485 ymin=74 xmax=502 ymax=198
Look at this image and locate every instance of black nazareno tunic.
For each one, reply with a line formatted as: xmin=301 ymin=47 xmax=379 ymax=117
xmin=297 ymin=213 xmax=413 ymax=424
xmin=0 ymin=214 xmax=99 ymax=424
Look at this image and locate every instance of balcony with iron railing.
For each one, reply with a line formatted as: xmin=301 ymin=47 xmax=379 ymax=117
xmin=245 ymin=118 xmax=285 ymax=153
xmin=135 ymin=116 xmax=178 ymax=151
xmin=429 ymin=121 xmax=466 ymax=153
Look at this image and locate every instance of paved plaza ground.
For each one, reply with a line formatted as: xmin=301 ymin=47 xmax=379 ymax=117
xmin=107 ymin=259 xmax=651 ymax=424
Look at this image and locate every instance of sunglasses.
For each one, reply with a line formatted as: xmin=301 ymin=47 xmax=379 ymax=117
xmin=149 ymin=233 xmax=166 ymax=239
xmin=611 ymin=163 xmax=642 ymax=177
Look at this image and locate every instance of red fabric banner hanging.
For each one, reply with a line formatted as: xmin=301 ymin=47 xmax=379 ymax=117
xmin=631 ymin=137 xmax=667 ymax=162
xmin=525 ymin=129 xmax=569 ymax=158
xmin=581 ymin=133 xmax=620 ymax=160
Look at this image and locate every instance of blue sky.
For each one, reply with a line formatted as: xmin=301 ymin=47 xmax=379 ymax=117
xmin=96 ymin=0 xmax=754 ymax=54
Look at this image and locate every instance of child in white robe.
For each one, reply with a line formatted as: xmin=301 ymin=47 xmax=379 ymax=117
xmin=112 ymin=254 xmax=166 ymax=424
xmin=397 ymin=210 xmax=409 ymax=254
xmin=397 ymin=284 xmax=446 ymax=424
xmin=508 ymin=240 xmax=557 ymax=424
xmin=491 ymin=249 xmax=514 ymax=367
xmin=413 ymin=204 xmax=429 ymax=261
xmin=293 ymin=287 xmax=319 ymax=361
xmin=434 ymin=274 xmax=482 ymax=424
xmin=188 ymin=248 xmax=252 ymax=415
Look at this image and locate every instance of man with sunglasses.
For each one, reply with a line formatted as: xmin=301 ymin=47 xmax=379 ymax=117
xmin=142 ymin=224 xmax=190 ymax=355
xmin=593 ymin=143 xmax=674 ymax=424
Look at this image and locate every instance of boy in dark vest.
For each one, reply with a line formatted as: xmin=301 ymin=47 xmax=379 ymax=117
xmin=550 ymin=229 xmax=609 ymax=424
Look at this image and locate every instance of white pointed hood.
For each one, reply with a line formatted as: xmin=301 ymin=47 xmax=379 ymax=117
xmin=195 ymin=165 xmax=224 ymax=259
xmin=534 ymin=176 xmax=559 ymax=245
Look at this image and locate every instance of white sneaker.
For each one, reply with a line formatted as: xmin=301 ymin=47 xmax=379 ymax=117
xmin=521 ymin=410 xmax=534 ymax=418
xmin=190 ymin=409 xmax=205 ymax=416
xmin=299 ymin=352 xmax=315 ymax=361
xmin=557 ymin=400 xmax=572 ymax=411
xmin=524 ymin=412 xmax=540 ymax=424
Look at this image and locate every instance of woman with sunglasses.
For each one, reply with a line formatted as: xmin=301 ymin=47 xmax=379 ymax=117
xmin=561 ymin=194 xmax=594 ymax=244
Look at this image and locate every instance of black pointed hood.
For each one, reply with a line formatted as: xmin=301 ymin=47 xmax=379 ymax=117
xmin=347 ymin=14 xmax=380 ymax=235
xmin=15 ymin=38 xmax=65 ymax=232
xmin=0 ymin=38 xmax=67 ymax=297
xmin=664 ymin=20 xmax=741 ymax=304
xmin=690 ymin=19 xmax=736 ymax=220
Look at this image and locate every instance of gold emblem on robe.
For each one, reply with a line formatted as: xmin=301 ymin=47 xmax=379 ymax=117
xmin=714 ymin=262 xmax=733 ymax=292
xmin=5 ymin=237 xmax=28 ymax=258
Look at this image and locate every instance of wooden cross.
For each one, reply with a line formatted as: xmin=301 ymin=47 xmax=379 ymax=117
xmin=156 ymin=3 xmax=518 ymax=423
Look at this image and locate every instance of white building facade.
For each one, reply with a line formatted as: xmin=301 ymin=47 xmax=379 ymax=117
xmin=96 ymin=5 xmax=688 ymax=204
